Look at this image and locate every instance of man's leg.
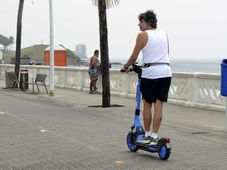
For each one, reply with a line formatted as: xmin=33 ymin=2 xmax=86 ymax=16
xmin=153 ymin=99 xmax=163 ymax=133
xmin=94 ymin=78 xmax=98 ymax=91
xmin=90 ymin=78 xmax=96 ymax=93
xmin=90 ymin=78 xmax=93 ymax=92
xmin=143 ymin=99 xmax=152 ymax=132
xmin=137 ymin=100 xmax=152 ymax=144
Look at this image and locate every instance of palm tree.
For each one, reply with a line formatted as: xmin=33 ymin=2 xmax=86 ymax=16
xmin=0 ymin=35 xmax=14 ymax=62
xmin=15 ymin=0 xmax=24 ymax=79
xmin=92 ymin=0 xmax=119 ymax=107
xmin=9 ymin=36 xmax=14 ymax=45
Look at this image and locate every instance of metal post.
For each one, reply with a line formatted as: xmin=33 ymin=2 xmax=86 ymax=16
xmin=49 ymin=0 xmax=54 ymax=96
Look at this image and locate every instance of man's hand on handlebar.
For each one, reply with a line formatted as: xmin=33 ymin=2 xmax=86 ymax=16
xmin=120 ymin=63 xmax=131 ymax=73
xmin=120 ymin=64 xmax=142 ymax=77
xmin=120 ymin=67 xmax=129 ymax=73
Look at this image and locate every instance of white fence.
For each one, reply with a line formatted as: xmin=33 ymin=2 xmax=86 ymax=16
xmin=0 ymin=64 xmax=225 ymax=111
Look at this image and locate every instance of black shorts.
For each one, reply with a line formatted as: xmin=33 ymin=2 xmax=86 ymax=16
xmin=140 ymin=77 xmax=171 ymax=103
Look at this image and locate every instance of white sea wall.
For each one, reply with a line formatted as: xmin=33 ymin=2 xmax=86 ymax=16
xmin=0 ymin=64 xmax=225 ymax=111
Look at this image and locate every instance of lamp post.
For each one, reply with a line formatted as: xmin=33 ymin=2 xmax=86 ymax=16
xmin=49 ymin=0 xmax=54 ymax=96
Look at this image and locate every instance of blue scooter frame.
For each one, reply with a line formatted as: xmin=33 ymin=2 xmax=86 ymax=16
xmin=124 ymin=64 xmax=171 ymax=160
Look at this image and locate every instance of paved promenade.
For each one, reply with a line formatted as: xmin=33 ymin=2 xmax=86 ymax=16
xmin=0 ymin=79 xmax=227 ymax=170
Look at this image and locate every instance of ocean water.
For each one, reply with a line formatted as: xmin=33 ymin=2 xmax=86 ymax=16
xmin=109 ymin=59 xmax=222 ymax=74
xmin=170 ymin=60 xmax=221 ymax=74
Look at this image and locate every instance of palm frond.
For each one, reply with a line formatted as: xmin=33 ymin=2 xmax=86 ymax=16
xmin=92 ymin=0 xmax=119 ymax=9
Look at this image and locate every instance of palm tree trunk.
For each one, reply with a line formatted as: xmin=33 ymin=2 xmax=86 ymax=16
xmin=98 ymin=0 xmax=111 ymax=107
xmin=2 ymin=46 xmax=6 ymax=62
xmin=15 ymin=0 xmax=24 ymax=79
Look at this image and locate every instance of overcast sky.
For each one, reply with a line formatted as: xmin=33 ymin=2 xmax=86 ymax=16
xmin=0 ymin=0 xmax=227 ymax=61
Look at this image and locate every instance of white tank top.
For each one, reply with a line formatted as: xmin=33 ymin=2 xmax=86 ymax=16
xmin=141 ymin=30 xmax=172 ymax=79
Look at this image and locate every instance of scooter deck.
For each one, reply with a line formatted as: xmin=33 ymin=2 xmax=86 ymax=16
xmin=135 ymin=138 xmax=171 ymax=153
xmin=136 ymin=142 xmax=159 ymax=152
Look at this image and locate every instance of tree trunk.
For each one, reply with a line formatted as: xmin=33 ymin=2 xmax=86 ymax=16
xmin=15 ymin=0 xmax=24 ymax=79
xmin=98 ymin=0 xmax=111 ymax=107
xmin=2 ymin=46 xmax=6 ymax=62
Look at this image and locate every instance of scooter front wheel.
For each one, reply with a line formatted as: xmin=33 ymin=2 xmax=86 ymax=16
xmin=126 ymin=132 xmax=139 ymax=152
xmin=158 ymin=143 xmax=171 ymax=160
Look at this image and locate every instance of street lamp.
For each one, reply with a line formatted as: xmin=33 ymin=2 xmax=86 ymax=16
xmin=49 ymin=0 xmax=54 ymax=96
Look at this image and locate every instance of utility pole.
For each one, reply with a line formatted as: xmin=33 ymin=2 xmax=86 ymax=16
xmin=49 ymin=0 xmax=54 ymax=96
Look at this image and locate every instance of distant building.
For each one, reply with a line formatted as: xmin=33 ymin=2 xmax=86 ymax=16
xmin=75 ymin=44 xmax=87 ymax=59
xmin=44 ymin=45 xmax=67 ymax=66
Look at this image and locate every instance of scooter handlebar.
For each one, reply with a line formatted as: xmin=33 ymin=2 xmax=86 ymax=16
xmin=120 ymin=69 xmax=126 ymax=72
xmin=120 ymin=68 xmax=134 ymax=72
xmin=120 ymin=64 xmax=142 ymax=78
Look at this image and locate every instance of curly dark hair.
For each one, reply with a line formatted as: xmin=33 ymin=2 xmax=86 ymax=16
xmin=138 ymin=10 xmax=157 ymax=28
xmin=94 ymin=50 xmax=99 ymax=55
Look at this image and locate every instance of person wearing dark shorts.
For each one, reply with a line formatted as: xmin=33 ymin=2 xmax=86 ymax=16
xmin=141 ymin=77 xmax=171 ymax=103
xmin=121 ymin=10 xmax=172 ymax=145
xmin=89 ymin=50 xmax=101 ymax=94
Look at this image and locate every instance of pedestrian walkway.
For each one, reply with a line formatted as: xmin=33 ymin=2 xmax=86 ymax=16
xmin=0 ymin=79 xmax=227 ymax=169
xmin=1 ymin=79 xmax=224 ymax=132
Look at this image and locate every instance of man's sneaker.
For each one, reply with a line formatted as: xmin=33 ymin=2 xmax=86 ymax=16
xmin=93 ymin=90 xmax=101 ymax=94
xmin=149 ymin=137 xmax=158 ymax=146
xmin=89 ymin=90 xmax=94 ymax=94
xmin=137 ymin=136 xmax=152 ymax=144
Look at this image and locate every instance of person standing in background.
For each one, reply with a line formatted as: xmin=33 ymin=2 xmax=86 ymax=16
xmin=89 ymin=50 xmax=101 ymax=94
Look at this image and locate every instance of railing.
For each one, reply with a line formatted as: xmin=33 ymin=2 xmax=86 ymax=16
xmin=0 ymin=64 xmax=225 ymax=111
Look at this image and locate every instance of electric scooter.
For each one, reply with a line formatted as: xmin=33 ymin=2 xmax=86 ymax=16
xmin=122 ymin=64 xmax=171 ymax=160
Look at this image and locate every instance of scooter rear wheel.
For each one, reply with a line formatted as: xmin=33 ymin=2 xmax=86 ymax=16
xmin=158 ymin=144 xmax=171 ymax=160
xmin=126 ymin=132 xmax=139 ymax=152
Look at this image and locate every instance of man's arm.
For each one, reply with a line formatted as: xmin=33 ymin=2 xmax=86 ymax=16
xmin=90 ymin=56 xmax=96 ymax=67
xmin=124 ymin=32 xmax=147 ymax=69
